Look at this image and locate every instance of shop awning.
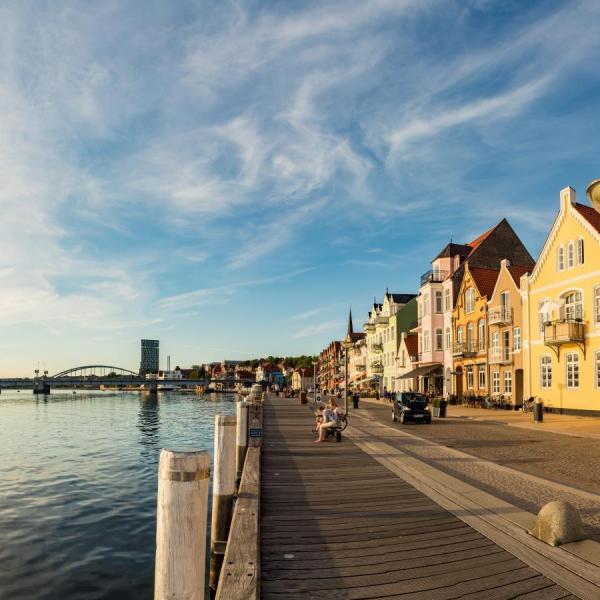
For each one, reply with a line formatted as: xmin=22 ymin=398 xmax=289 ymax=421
xmin=396 ymin=364 xmax=442 ymax=380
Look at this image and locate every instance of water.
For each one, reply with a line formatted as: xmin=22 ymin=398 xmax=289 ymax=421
xmin=0 ymin=390 xmax=237 ymax=599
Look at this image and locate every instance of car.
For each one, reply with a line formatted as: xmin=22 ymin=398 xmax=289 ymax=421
xmin=392 ymin=392 xmax=432 ymax=424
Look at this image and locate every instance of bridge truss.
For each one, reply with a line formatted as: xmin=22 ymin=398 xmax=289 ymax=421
xmin=50 ymin=365 xmax=140 ymax=379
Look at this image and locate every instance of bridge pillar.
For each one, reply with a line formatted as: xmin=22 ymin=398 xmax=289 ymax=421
xmin=33 ymin=378 xmax=51 ymax=394
xmin=147 ymin=378 xmax=158 ymax=395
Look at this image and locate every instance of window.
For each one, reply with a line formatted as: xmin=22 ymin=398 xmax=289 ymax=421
xmin=491 ymin=331 xmax=499 ymax=353
xmin=467 ymin=322 xmax=474 ymax=352
xmin=435 ymin=291 xmax=443 ymax=313
xmin=478 ymin=319 xmax=485 ymax=351
xmin=595 ymin=286 xmax=600 ymax=325
xmin=504 ymin=371 xmax=512 ymax=394
xmin=466 ymin=366 xmax=473 ymax=389
xmin=513 ymin=327 xmax=521 ymax=351
xmin=444 ymin=288 xmax=451 ymax=311
xmin=445 ymin=328 xmax=451 ymax=350
xmin=465 ymin=288 xmax=475 ymax=313
xmin=492 ymin=371 xmax=500 ymax=393
xmin=562 ymin=291 xmax=583 ymax=321
xmin=457 ymin=326 xmax=463 ymax=348
xmin=540 ymin=356 xmax=552 ymax=388
xmin=577 ymin=238 xmax=584 ymax=265
xmin=566 ymin=353 xmax=579 ymax=388
xmin=478 ymin=366 xmax=485 ymax=389
xmin=435 ymin=328 xmax=443 ymax=351
xmin=423 ymin=331 xmax=430 ymax=352
xmin=538 ymin=300 xmax=547 ymax=334
xmin=423 ymin=294 xmax=429 ymax=316
xmin=557 ymin=246 xmax=565 ymax=271
xmin=567 ymin=242 xmax=575 ymax=269
xmin=596 ymin=351 xmax=600 ymax=389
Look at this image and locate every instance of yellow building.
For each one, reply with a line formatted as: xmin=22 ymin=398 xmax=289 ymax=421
xmin=487 ymin=259 xmax=531 ymax=407
xmin=522 ymin=184 xmax=600 ymax=414
xmin=452 ymin=263 xmax=499 ymax=400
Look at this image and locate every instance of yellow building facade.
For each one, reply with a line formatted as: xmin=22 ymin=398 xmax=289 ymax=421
xmin=452 ymin=264 xmax=499 ymax=400
xmin=522 ymin=185 xmax=600 ymax=414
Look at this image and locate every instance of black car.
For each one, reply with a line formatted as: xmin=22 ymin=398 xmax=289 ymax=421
xmin=392 ymin=392 xmax=432 ymax=424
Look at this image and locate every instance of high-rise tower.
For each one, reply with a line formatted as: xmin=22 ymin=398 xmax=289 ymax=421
xmin=140 ymin=339 xmax=159 ymax=375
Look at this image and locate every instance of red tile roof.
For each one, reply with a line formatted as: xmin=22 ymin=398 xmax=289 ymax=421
xmin=507 ymin=264 xmax=530 ymax=286
xmin=404 ymin=335 xmax=419 ymax=357
xmin=469 ymin=267 xmax=500 ymax=298
xmin=468 ymin=224 xmax=496 ymax=252
xmin=574 ymin=203 xmax=600 ymax=234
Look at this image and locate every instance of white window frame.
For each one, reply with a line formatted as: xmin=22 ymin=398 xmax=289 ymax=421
xmin=423 ymin=330 xmax=430 ymax=352
xmin=562 ymin=290 xmax=583 ymax=321
xmin=577 ymin=238 xmax=584 ymax=265
xmin=557 ymin=245 xmax=565 ymax=271
xmin=513 ymin=327 xmax=521 ymax=351
xmin=478 ymin=366 xmax=485 ymax=389
xmin=566 ymin=352 xmax=579 ymax=389
xmin=492 ymin=371 xmax=500 ymax=394
xmin=596 ymin=351 xmax=600 ymax=389
xmin=444 ymin=288 xmax=451 ymax=312
xmin=445 ymin=328 xmax=451 ymax=350
xmin=491 ymin=331 xmax=499 ymax=353
xmin=423 ymin=294 xmax=429 ymax=316
xmin=465 ymin=288 xmax=475 ymax=313
xmin=435 ymin=328 xmax=443 ymax=351
xmin=504 ymin=370 xmax=512 ymax=394
xmin=466 ymin=366 xmax=474 ymax=390
xmin=478 ymin=319 xmax=485 ymax=351
xmin=595 ymin=286 xmax=600 ymax=325
xmin=435 ymin=291 xmax=443 ymax=314
xmin=567 ymin=241 xmax=575 ymax=269
xmin=540 ymin=356 xmax=552 ymax=389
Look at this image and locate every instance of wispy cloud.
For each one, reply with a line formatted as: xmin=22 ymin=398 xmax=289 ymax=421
xmin=292 ymin=320 xmax=345 ymax=339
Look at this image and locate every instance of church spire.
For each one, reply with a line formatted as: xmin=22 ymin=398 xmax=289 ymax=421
xmin=346 ymin=307 xmax=354 ymax=337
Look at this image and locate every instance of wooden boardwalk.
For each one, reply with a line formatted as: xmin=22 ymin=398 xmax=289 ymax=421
xmin=260 ymin=396 xmax=575 ymax=599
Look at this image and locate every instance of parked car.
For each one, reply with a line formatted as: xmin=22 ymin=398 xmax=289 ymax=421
xmin=392 ymin=392 xmax=432 ymax=424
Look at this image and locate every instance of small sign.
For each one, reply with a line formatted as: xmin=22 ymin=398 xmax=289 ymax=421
xmin=249 ymin=428 xmax=262 ymax=438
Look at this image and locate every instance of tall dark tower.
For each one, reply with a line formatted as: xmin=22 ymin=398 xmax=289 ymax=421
xmin=140 ymin=339 xmax=159 ymax=375
xmin=346 ymin=308 xmax=354 ymax=337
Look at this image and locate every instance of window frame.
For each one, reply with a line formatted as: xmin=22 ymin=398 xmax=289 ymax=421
xmin=596 ymin=350 xmax=600 ymax=390
xmin=562 ymin=290 xmax=583 ymax=321
xmin=577 ymin=238 xmax=584 ymax=265
xmin=435 ymin=291 xmax=443 ymax=314
xmin=540 ymin=355 xmax=552 ymax=389
xmin=567 ymin=241 xmax=575 ymax=269
xmin=435 ymin=328 xmax=443 ymax=351
xmin=465 ymin=288 xmax=475 ymax=314
xmin=478 ymin=366 xmax=485 ymax=389
xmin=478 ymin=319 xmax=485 ymax=351
xmin=566 ymin=352 xmax=579 ymax=389
xmin=444 ymin=288 xmax=451 ymax=312
xmin=492 ymin=371 xmax=500 ymax=394
xmin=595 ymin=286 xmax=600 ymax=325
xmin=466 ymin=366 xmax=474 ymax=390
xmin=557 ymin=245 xmax=565 ymax=271
xmin=504 ymin=370 xmax=512 ymax=394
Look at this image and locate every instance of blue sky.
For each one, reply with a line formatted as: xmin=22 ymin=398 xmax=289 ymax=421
xmin=2 ymin=0 xmax=600 ymax=375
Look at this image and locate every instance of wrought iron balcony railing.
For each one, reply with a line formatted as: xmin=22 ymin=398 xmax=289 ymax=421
xmin=420 ymin=269 xmax=449 ymax=286
xmin=489 ymin=306 xmax=512 ymax=326
xmin=489 ymin=347 xmax=512 ymax=364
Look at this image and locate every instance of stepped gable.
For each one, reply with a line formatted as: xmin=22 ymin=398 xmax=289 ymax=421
xmin=469 ymin=267 xmax=500 ymax=298
xmin=573 ymin=202 xmax=600 ymax=234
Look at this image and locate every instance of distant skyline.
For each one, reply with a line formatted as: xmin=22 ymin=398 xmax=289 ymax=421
xmin=2 ymin=0 xmax=600 ymax=376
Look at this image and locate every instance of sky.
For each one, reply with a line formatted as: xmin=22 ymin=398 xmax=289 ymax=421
xmin=2 ymin=0 xmax=600 ymax=376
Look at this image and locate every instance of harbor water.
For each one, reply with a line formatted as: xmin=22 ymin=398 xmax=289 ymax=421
xmin=0 ymin=390 xmax=237 ymax=599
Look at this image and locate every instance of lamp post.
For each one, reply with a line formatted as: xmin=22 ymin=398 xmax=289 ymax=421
xmin=342 ymin=339 xmax=352 ymax=414
xmin=312 ymin=360 xmax=318 ymax=403
xmin=301 ymin=368 xmax=305 ymax=393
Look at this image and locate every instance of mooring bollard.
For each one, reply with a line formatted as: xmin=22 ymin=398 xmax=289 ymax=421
xmin=235 ymin=401 xmax=249 ymax=492
xmin=209 ymin=415 xmax=236 ymax=595
xmin=248 ymin=402 xmax=263 ymax=448
xmin=155 ymin=448 xmax=210 ymax=600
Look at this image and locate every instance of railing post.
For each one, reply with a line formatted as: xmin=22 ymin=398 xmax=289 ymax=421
xmin=248 ymin=403 xmax=263 ymax=448
xmin=155 ymin=448 xmax=210 ymax=600
xmin=209 ymin=415 xmax=236 ymax=595
xmin=235 ymin=401 xmax=249 ymax=491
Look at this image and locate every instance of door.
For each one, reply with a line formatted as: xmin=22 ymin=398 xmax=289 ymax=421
xmin=515 ymin=369 xmax=523 ymax=407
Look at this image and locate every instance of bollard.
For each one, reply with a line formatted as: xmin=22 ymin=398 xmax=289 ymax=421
xmin=235 ymin=401 xmax=249 ymax=491
xmin=534 ymin=398 xmax=544 ymax=422
xmin=155 ymin=448 xmax=210 ymax=600
xmin=529 ymin=500 xmax=584 ymax=546
xmin=248 ymin=403 xmax=263 ymax=448
xmin=209 ymin=415 xmax=236 ymax=595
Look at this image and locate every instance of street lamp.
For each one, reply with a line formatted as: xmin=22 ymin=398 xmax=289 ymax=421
xmin=301 ymin=368 xmax=305 ymax=393
xmin=312 ymin=359 xmax=318 ymax=403
xmin=342 ymin=339 xmax=352 ymax=414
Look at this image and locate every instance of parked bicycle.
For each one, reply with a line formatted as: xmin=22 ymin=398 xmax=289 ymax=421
xmin=522 ymin=396 xmax=536 ymax=413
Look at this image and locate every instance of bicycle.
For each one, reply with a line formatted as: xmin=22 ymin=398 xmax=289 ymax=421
xmin=522 ymin=396 xmax=536 ymax=413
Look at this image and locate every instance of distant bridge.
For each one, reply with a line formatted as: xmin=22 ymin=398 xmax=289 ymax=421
xmin=50 ymin=365 xmax=140 ymax=378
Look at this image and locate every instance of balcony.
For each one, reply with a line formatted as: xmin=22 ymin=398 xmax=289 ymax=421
xmin=363 ymin=322 xmax=375 ymax=333
xmin=452 ymin=341 xmax=477 ymax=357
xmin=420 ymin=269 xmax=449 ymax=286
xmin=355 ymin=364 xmax=366 ymax=372
xmin=489 ymin=306 xmax=512 ymax=326
xmin=371 ymin=343 xmax=383 ymax=353
xmin=370 ymin=362 xmax=384 ymax=373
xmin=489 ymin=347 xmax=512 ymax=364
xmin=375 ymin=315 xmax=389 ymax=326
xmin=544 ymin=320 xmax=585 ymax=358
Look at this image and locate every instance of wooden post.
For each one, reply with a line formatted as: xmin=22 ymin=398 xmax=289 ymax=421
xmin=248 ymin=403 xmax=263 ymax=448
xmin=235 ymin=401 xmax=249 ymax=491
xmin=155 ymin=448 xmax=210 ymax=600
xmin=209 ymin=415 xmax=236 ymax=595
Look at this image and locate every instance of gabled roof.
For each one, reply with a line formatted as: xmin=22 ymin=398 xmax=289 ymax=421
xmin=574 ymin=202 xmax=600 ymax=234
xmin=468 ymin=267 xmax=500 ymax=298
xmin=404 ymin=335 xmax=419 ymax=356
xmin=507 ymin=265 xmax=530 ymax=286
xmin=386 ymin=293 xmax=417 ymax=304
xmin=468 ymin=223 xmax=497 ymax=252
xmin=435 ymin=242 xmax=472 ymax=260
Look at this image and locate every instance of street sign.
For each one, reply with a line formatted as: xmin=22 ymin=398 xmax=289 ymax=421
xmin=249 ymin=428 xmax=262 ymax=438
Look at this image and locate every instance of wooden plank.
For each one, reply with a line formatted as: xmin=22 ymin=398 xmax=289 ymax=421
xmin=215 ymin=447 xmax=260 ymax=599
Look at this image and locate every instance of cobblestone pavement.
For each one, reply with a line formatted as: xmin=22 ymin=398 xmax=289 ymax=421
xmin=353 ymin=403 xmax=600 ymax=542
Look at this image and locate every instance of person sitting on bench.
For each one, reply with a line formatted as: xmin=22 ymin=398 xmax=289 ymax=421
xmin=314 ymin=403 xmax=340 ymax=443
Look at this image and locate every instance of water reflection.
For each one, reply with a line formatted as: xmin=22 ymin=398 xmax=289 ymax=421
xmin=138 ymin=394 xmax=160 ymax=447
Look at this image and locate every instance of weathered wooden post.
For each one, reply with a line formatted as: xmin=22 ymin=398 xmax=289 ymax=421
xmin=155 ymin=448 xmax=210 ymax=600
xmin=248 ymin=402 xmax=263 ymax=448
xmin=209 ymin=415 xmax=236 ymax=595
xmin=235 ymin=401 xmax=249 ymax=491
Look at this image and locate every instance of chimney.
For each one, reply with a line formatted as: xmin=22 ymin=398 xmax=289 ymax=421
xmin=560 ymin=186 xmax=576 ymax=211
